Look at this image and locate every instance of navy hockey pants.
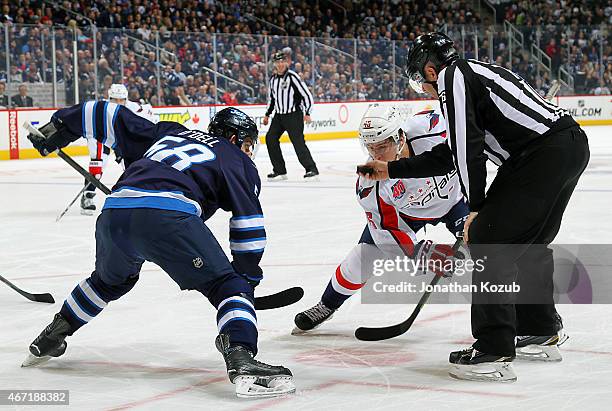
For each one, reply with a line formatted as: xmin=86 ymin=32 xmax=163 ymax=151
xmin=60 ymin=208 xmax=258 ymax=353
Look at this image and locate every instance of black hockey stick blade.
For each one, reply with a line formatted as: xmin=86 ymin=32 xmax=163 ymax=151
xmin=354 ymin=274 xmax=442 ymax=341
xmin=354 ymin=239 xmax=463 ymax=341
xmin=254 ymin=287 xmax=304 ymax=310
xmin=0 ymin=274 xmax=55 ymax=304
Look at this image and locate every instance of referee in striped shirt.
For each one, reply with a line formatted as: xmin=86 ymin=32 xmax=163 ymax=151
xmin=264 ymin=50 xmax=319 ymax=181
xmin=359 ymin=33 xmax=589 ymax=380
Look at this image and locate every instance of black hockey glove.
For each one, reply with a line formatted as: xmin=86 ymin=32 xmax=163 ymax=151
xmin=27 ymin=118 xmax=81 ymax=156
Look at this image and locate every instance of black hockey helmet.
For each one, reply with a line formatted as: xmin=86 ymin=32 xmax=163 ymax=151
xmin=208 ymin=107 xmax=259 ymax=148
xmin=405 ymin=32 xmax=459 ymax=93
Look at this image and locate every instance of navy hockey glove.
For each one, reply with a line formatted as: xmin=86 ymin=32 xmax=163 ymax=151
xmin=413 ymin=240 xmax=463 ymax=278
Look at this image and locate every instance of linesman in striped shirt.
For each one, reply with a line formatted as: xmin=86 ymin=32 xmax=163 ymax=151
xmin=264 ymin=51 xmax=319 ymax=181
xmin=359 ymin=33 xmax=589 ymax=382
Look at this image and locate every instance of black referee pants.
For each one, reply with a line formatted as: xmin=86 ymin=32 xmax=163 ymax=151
xmin=467 ymin=125 xmax=590 ymax=357
xmin=266 ymin=111 xmax=318 ymax=175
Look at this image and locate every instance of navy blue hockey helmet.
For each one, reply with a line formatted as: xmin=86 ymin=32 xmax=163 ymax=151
xmin=208 ymin=107 xmax=259 ymax=148
xmin=405 ymin=32 xmax=459 ymax=93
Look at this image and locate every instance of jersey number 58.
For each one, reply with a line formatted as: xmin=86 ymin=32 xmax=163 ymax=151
xmin=144 ymin=136 xmax=215 ymax=172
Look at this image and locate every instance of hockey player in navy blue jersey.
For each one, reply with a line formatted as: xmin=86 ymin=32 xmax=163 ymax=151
xmin=28 ymin=100 xmax=164 ymax=168
xmin=23 ymin=107 xmax=295 ymax=398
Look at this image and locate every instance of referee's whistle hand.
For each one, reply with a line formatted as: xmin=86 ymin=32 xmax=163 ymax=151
xmin=263 ymin=116 xmax=269 ymax=126
xmin=304 ymin=115 xmax=312 ymax=123
xmin=357 ymin=160 xmax=389 ymax=180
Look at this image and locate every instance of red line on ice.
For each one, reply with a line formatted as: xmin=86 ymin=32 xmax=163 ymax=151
xmin=8 ymin=263 xmax=335 ymax=281
xmin=563 ymin=348 xmax=612 ymax=356
xmin=416 ymin=309 xmax=467 ymax=323
xmin=240 ymin=378 xmax=526 ymax=410
xmin=104 ymin=376 xmax=226 ymax=411
xmin=74 ymin=360 xmax=220 ymax=374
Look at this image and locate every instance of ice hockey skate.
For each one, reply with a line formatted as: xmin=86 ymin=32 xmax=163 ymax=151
xmin=448 ymin=346 xmax=517 ymax=382
xmin=22 ymin=313 xmax=71 ymax=367
xmin=303 ymin=170 xmax=319 ymax=181
xmin=292 ymin=301 xmax=335 ymax=334
xmin=267 ymin=172 xmax=288 ymax=181
xmin=516 ymin=329 xmax=569 ymax=362
xmin=80 ymin=191 xmax=96 ymax=215
xmin=215 ymin=334 xmax=295 ymax=398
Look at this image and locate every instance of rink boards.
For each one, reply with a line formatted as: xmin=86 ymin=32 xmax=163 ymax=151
xmin=1 ymin=95 xmax=610 ymax=160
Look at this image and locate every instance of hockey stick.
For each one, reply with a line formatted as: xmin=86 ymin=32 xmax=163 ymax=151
xmin=0 ymin=274 xmax=55 ymax=304
xmin=255 ymin=287 xmax=304 ymax=310
xmin=55 ymin=149 xmax=111 ymax=195
xmin=23 ymin=121 xmax=302 ymax=310
xmin=354 ymin=238 xmax=463 ymax=341
xmin=23 ymin=121 xmax=111 ymax=195
xmin=545 ymin=80 xmax=561 ymax=102
xmin=56 ymin=185 xmax=88 ymax=222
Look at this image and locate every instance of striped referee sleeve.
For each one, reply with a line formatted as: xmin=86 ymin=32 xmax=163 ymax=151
xmin=289 ymin=71 xmax=313 ymax=115
xmin=439 ymin=61 xmax=487 ymax=212
xmin=265 ymin=78 xmax=276 ymax=116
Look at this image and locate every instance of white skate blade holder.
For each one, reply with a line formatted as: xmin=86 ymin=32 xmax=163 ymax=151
xmin=516 ymin=344 xmax=562 ymax=362
xmin=21 ymin=353 xmax=53 ymax=368
xmin=267 ymin=175 xmax=288 ymax=182
xmin=234 ymin=375 xmax=296 ymax=398
xmin=449 ymin=362 xmax=517 ymax=382
xmin=291 ymin=326 xmax=308 ymax=336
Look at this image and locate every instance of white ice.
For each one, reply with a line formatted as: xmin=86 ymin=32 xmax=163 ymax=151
xmin=1 ymin=127 xmax=611 ymax=410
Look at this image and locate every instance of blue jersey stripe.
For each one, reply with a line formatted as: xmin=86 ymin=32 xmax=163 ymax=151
xmin=230 ymin=226 xmax=265 ymax=232
xmin=103 ymin=196 xmax=200 ymax=216
xmin=91 ymin=101 xmax=98 ymax=140
xmin=230 ymin=214 xmax=264 ymax=221
xmin=230 ymin=237 xmax=267 ymax=243
xmin=231 ymin=248 xmax=265 ymax=254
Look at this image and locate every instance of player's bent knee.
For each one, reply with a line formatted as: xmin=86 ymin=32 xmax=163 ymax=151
xmin=89 ymin=271 xmax=139 ymax=301
xmin=200 ymin=271 xmax=254 ymax=307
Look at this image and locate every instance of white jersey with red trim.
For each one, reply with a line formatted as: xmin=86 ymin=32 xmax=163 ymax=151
xmin=356 ymin=109 xmax=464 ymax=253
xmin=125 ymin=100 xmax=156 ymax=123
xmin=330 ymin=109 xmax=465 ymax=298
xmin=87 ymin=100 xmax=156 ymax=170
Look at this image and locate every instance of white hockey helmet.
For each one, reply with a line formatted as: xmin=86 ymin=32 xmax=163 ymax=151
xmin=109 ymin=84 xmax=128 ymax=100
xmin=358 ymin=103 xmax=404 ymax=146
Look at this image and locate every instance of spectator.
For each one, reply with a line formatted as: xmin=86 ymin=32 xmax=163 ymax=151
xmin=0 ymin=82 xmax=9 ymax=107
xmin=222 ymin=88 xmax=239 ymax=105
xmin=11 ymin=84 xmax=34 ymax=107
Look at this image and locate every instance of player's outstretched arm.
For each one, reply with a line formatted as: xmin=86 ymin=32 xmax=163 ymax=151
xmin=357 ymin=143 xmax=454 ymax=180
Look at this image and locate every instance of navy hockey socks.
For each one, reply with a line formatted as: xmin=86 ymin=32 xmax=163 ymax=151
xmin=59 ymin=278 xmax=109 ymax=333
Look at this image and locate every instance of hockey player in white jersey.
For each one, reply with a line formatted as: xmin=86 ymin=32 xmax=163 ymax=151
xmin=108 ymin=84 xmax=156 ymax=123
xmin=80 ymin=84 xmax=157 ymax=215
xmin=293 ymin=104 xmax=468 ymax=332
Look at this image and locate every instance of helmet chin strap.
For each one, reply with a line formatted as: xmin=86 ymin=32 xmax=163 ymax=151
xmin=395 ymin=140 xmax=406 ymax=160
xmin=395 ymin=131 xmax=406 ymax=160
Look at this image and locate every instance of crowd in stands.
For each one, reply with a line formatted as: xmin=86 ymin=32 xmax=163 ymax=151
xmin=0 ymin=0 xmax=609 ymax=108
xmin=504 ymin=0 xmax=612 ymax=94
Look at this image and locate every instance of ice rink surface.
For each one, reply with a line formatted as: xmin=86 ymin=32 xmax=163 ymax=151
xmin=1 ymin=127 xmax=611 ymax=410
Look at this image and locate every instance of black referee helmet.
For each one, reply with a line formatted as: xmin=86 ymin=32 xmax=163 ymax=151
xmin=405 ymin=32 xmax=459 ymax=92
